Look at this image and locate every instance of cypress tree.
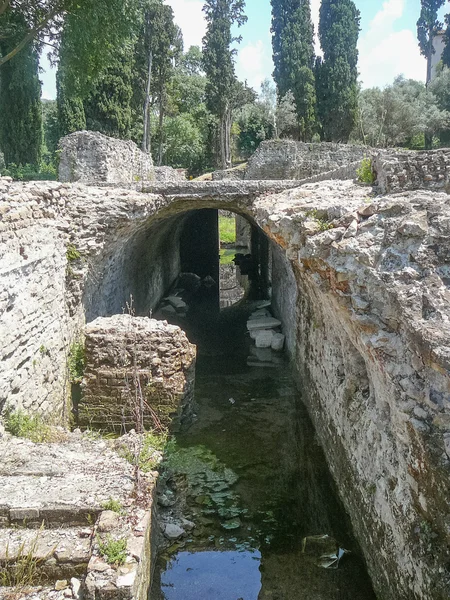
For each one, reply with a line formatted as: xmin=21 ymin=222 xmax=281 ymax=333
xmin=316 ymin=0 xmax=360 ymax=142
xmin=83 ymin=50 xmax=134 ymax=139
xmin=0 ymin=11 xmax=42 ymax=166
xmin=202 ymin=0 xmax=247 ymax=169
xmin=270 ymin=0 xmax=316 ymax=141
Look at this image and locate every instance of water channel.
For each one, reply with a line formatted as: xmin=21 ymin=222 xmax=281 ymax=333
xmin=150 ymin=250 xmax=376 ymax=600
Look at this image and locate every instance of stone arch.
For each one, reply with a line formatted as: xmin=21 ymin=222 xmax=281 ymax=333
xmin=81 ymin=196 xmax=278 ymax=324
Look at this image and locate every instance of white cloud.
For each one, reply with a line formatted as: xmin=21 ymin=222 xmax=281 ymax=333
xmin=164 ymin=0 xmax=206 ymax=50
xmin=358 ymin=0 xmax=426 ymax=88
xmin=236 ymin=40 xmax=272 ymax=91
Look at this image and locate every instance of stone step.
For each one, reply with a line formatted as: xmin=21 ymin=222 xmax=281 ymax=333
xmin=0 ymin=525 xmax=92 ymax=582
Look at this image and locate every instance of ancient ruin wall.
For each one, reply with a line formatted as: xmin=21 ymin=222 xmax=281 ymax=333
xmin=59 ymin=130 xmax=154 ymax=184
xmin=255 ymin=180 xmax=450 ymax=600
xmin=374 ymin=148 xmax=450 ymax=194
xmin=245 ymin=140 xmax=368 ymax=180
xmin=1 ymin=174 xmax=450 ymax=599
xmin=81 ymin=315 xmax=196 ymax=431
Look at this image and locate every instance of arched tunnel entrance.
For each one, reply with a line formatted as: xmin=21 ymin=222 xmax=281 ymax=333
xmin=80 ymin=202 xmax=376 ymax=600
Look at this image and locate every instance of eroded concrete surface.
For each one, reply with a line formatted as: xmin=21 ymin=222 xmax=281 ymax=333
xmin=0 ymin=432 xmax=158 ymax=600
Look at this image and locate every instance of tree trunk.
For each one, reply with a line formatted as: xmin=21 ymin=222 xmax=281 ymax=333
xmin=142 ymin=49 xmax=153 ymax=153
xmin=158 ymin=91 xmax=164 ymax=166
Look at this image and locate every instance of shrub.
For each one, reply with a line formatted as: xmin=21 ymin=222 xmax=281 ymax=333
xmin=0 ymin=162 xmax=57 ymax=181
xmin=357 ymin=157 xmax=375 ymax=184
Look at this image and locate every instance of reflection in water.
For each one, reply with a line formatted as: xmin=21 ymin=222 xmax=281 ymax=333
xmin=150 ymin=304 xmax=376 ymax=600
xmin=157 ymin=551 xmax=262 ymax=600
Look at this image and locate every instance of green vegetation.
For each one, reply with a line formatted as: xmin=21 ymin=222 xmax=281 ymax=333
xmin=316 ymin=0 xmax=360 ymax=142
xmin=219 ymin=216 xmax=236 ymax=244
xmin=0 ymin=527 xmax=49 ymax=587
xmin=203 ymin=0 xmax=247 ymax=169
xmin=66 ymin=244 xmax=81 ymax=262
xmin=0 ymin=11 xmax=42 ymax=167
xmin=271 ymin=0 xmax=317 ymax=141
xmin=357 ymin=157 xmax=375 ymax=185
xmin=119 ymin=429 xmax=169 ymax=471
xmin=97 ymin=536 xmax=127 ymax=566
xmin=220 ymin=249 xmax=236 ymax=265
xmin=101 ymin=498 xmax=124 ymax=514
xmin=3 ymin=407 xmax=60 ymax=443
xmin=68 ymin=341 xmax=85 ymax=384
xmin=306 ymin=209 xmax=334 ymax=231
xmin=0 ymin=162 xmax=57 ymax=181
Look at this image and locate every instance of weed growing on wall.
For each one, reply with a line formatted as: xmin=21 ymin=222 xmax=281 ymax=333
xmin=101 ymin=498 xmax=124 ymax=514
xmin=97 ymin=536 xmax=127 ymax=566
xmin=68 ymin=341 xmax=85 ymax=383
xmin=357 ymin=157 xmax=375 ymax=184
xmin=66 ymin=244 xmax=81 ymax=262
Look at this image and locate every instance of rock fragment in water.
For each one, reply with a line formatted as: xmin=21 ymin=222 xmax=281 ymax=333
xmin=164 ymin=523 xmax=185 ymax=540
xmin=254 ymin=329 xmax=275 ymax=349
xmin=246 ymin=317 xmax=282 ymax=331
xmin=271 ymin=333 xmax=285 ymax=351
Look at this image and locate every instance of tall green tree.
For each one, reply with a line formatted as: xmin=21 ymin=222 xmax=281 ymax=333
xmin=270 ymin=0 xmax=316 ymax=141
xmin=417 ymin=0 xmax=445 ymax=83
xmin=316 ymin=0 xmax=360 ymax=142
xmin=134 ymin=1 xmax=181 ymax=158
xmin=0 ymin=10 xmax=42 ymax=165
xmin=83 ymin=49 xmax=134 ymax=139
xmin=202 ymin=0 xmax=247 ymax=169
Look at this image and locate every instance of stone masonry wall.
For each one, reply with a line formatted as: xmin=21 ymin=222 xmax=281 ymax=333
xmin=80 ymin=315 xmax=196 ymax=432
xmin=0 ymin=178 xmax=83 ymax=419
xmin=375 ymin=148 xmax=450 ymax=194
xmin=245 ymin=140 xmax=368 ymax=180
xmin=59 ymin=131 xmax=154 ymax=184
xmin=255 ymin=180 xmax=450 ymax=600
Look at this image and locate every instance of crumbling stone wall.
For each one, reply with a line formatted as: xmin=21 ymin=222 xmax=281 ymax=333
xmin=256 ymin=180 xmax=450 ymax=600
xmin=59 ymin=131 xmax=154 ymax=184
xmin=245 ymin=140 xmax=368 ymax=180
xmin=375 ymin=148 xmax=450 ymax=194
xmin=80 ymin=315 xmax=196 ymax=432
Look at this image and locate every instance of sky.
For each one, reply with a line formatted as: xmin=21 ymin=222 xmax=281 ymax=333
xmin=40 ymin=0 xmax=449 ymax=100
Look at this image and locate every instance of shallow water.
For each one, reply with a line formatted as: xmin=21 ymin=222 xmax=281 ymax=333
xmin=150 ymin=304 xmax=376 ymax=600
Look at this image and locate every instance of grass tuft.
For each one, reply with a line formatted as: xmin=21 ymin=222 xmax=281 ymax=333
xmin=101 ymin=498 xmax=123 ymax=514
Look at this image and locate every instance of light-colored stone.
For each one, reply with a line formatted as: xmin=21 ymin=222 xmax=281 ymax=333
xmin=164 ymin=523 xmax=185 ymax=540
xmin=97 ymin=510 xmax=120 ymax=533
xmin=247 ymin=317 xmax=282 ymax=331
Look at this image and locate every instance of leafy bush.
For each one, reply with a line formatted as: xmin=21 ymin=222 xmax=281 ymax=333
xmin=0 ymin=162 xmax=57 ymax=181
xmin=97 ymin=536 xmax=127 ymax=566
xmin=357 ymin=157 xmax=375 ymax=184
xmin=68 ymin=341 xmax=85 ymax=383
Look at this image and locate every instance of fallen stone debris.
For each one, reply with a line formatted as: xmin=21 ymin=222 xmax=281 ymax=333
xmin=246 ymin=302 xmax=286 ymax=367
